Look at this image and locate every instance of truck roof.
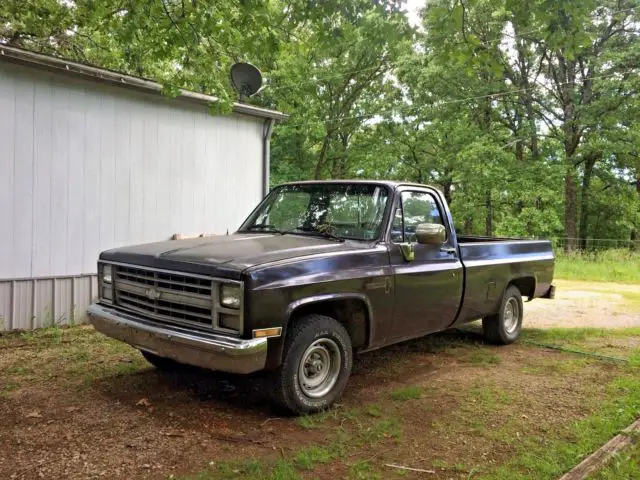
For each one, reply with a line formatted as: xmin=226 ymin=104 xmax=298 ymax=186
xmin=276 ymin=179 xmax=430 ymax=190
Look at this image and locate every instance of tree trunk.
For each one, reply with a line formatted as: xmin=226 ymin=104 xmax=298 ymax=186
xmin=442 ymin=181 xmax=452 ymax=205
xmin=464 ymin=217 xmax=473 ymax=235
xmin=578 ymin=154 xmax=598 ymax=250
xmin=314 ymin=135 xmax=331 ymax=179
xmin=485 ymin=191 xmax=493 ymax=237
xmin=564 ymin=163 xmax=578 ymax=251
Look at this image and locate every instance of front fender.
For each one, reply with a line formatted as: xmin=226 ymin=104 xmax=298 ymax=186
xmin=264 ymin=292 xmax=375 ymax=370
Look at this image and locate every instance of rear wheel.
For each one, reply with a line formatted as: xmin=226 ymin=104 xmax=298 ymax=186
xmin=482 ymin=285 xmax=523 ymax=345
xmin=270 ymin=314 xmax=352 ymax=415
xmin=140 ymin=350 xmax=187 ymax=372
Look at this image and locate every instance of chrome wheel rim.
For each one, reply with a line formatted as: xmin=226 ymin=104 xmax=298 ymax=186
xmin=503 ymin=297 xmax=520 ymax=334
xmin=298 ymin=338 xmax=341 ymax=398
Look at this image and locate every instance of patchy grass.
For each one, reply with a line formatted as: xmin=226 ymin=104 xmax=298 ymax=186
xmin=4 ymin=323 xmax=640 ymax=480
xmin=390 ymin=386 xmax=421 ymax=401
xmin=0 ymin=325 xmax=149 ymax=395
xmin=459 ymin=347 xmax=503 ymax=365
xmin=521 ymin=327 xmax=640 ymax=362
xmin=294 ymin=445 xmax=337 ymax=470
xmin=482 ymin=371 xmax=640 ymax=479
xmin=554 ymin=250 xmax=640 ymax=283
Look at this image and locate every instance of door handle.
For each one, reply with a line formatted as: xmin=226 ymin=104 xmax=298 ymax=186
xmin=440 ymin=246 xmax=456 ymax=254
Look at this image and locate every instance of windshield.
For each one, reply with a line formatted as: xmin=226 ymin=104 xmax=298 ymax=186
xmin=239 ymin=184 xmax=390 ymax=241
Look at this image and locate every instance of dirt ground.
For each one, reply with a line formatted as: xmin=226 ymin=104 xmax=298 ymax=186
xmin=0 ymin=279 xmax=638 ymax=480
xmin=525 ymin=279 xmax=640 ymax=329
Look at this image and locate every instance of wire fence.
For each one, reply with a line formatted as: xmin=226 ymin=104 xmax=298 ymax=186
xmin=550 ymin=237 xmax=639 ymax=253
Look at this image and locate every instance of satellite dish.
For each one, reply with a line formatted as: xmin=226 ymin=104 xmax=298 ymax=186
xmin=230 ymin=62 xmax=263 ymax=102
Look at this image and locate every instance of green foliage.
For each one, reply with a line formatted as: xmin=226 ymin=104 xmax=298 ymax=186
xmin=2 ymin=0 xmax=638 ymax=243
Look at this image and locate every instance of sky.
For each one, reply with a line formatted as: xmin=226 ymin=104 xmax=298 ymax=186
xmin=404 ymin=0 xmax=424 ymax=28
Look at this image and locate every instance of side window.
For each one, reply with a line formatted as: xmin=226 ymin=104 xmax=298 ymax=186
xmin=392 ymin=191 xmax=444 ymax=243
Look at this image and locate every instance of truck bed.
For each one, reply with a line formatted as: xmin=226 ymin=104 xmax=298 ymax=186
xmin=454 ymin=237 xmax=555 ymax=326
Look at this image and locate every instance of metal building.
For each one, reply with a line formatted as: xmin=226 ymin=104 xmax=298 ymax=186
xmin=0 ymin=46 xmax=286 ymax=331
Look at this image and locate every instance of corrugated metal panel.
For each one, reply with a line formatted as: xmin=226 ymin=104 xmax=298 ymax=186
xmin=0 ymin=275 xmax=98 ymax=331
xmin=12 ymin=281 xmax=34 ymax=330
xmin=0 ymin=61 xmax=265 ymax=282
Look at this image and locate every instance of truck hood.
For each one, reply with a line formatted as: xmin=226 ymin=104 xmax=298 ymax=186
xmin=99 ymin=233 xmax=366 ymax=280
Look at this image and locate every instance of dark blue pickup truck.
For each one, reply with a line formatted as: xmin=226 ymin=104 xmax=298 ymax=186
xmin=88 ymin=181 xmax=555 ymax=414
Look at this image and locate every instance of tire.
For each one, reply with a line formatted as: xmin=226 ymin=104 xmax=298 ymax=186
xmin=482 ymin=285 xmax=523 ymax=345
xmin=140 ymin=350 xmax=187 ymax=372
xmin=270 ymin=314 xmax=353 ymax=415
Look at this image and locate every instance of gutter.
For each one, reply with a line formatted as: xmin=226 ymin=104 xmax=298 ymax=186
xmin=0 ymin=45 xmax=288 ymax=122
xmin=262 ymin=118 xmax=275 ymax=197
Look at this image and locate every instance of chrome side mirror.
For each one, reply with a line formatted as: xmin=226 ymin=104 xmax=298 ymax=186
xmin=415 ymin=223 xmax=446 ymax=245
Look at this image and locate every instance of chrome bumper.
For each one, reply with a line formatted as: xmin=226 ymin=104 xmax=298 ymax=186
xmin=87 ymin=304 xmax=267 ymax=374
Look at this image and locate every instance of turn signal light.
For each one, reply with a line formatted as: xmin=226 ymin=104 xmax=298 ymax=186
xmin=253 ymin=327 xmax=282 ymax=338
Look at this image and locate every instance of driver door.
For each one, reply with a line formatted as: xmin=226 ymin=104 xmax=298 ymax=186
xmin=387 ymin=188 xmax=463 ymax=341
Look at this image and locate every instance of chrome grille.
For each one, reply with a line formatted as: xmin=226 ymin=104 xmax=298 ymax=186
xmin=114 ymin=265 xmax=214 ymax=328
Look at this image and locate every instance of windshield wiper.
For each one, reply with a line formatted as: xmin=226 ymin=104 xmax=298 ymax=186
xmin=244 ymin=224 xmax=282 ymax=233
xmin=292 ymin=226 xmax=345 ymax=242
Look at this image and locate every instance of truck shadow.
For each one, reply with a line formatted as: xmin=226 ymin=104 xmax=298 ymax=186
xmin=90 ymin=327 xmax=488 ymax=416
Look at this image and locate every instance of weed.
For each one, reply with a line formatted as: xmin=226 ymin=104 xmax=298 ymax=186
xmin=294 ymin=445 xmax=336 ymax=470
xmin=349 ymin=460 xmax=380 ymax=480
xmin=269 ymin=460 xmax=299 ymax=480
xmin=295 ymin=409 xmax=339 ymax=429
xmin=390 ymin=386 xmax=421 ymax=401
xmin=359 ymin=418 xmax=401 ymax=443
xmin=365 ymin=405 xmax=383 ymax=417
xmin=0 ymin=382 xmax=20 ymax=396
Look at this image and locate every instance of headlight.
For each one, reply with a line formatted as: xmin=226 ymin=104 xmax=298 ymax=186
xmin=102 ymin=264 xmax=113 ymax=284
xmin=220 ymin=284 xmax=241 ymax=309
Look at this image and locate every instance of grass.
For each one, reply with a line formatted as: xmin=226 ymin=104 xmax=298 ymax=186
xmin=521 ymin=328 xmax=640 ymax=362
xmin=0 ymin=324 xmax=149 ymax=393
xmin=587 ymin=439 xmax=640 ymax=479
xmin=554 ymin=249 xmax=640 ymax=283
xmin=459 ymin=347 xmax=502 ymax=366
xmin=390 ymin=386 xmax=421 ymax=401
xmin=481 ymin=370 xmax=640 ymax=479
xmin=348 ymin=460 xmax=380 ymax=480
xmin=294 ymin=445 xmax=338 ymax=470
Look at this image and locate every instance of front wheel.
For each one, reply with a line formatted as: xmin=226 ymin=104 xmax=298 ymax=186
xmin=482 ymin=285 xmax=523 ymax=345
xmin=270 ymin=314 xmax=352 ymax=415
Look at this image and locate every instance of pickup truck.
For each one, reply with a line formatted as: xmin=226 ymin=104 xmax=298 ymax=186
xmin=88 ymin=181 xmax=555 ymax=414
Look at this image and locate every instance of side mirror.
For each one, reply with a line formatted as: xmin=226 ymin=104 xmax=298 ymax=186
xmin=415 ymin=223 xmax=446 ymax=245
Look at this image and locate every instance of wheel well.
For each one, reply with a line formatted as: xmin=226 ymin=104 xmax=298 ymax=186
xmin=289 ymin=299 xmax=370 ymax=350
xmin=509 ymin=277 xmax=536 ymax=300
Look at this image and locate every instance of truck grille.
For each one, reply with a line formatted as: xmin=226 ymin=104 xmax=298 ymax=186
xmin=114 ymin=265 xmax=215 ymax=328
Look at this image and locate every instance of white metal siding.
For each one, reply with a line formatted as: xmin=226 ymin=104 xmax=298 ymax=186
xmin=0 ymin=275 xmax=97 ymax=330
xmin=0 ymin=62 xmax=264 ymax=281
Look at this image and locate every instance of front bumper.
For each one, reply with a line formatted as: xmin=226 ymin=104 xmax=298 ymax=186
xmin=87 ymin=304 xmax=267 ymax=374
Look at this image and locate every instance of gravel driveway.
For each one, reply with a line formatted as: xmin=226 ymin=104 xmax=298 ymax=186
xmin=524 ymin=279 xmax=640 ymax=329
